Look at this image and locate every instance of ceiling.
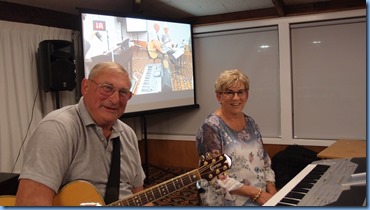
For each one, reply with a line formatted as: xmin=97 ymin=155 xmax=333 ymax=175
xmin=1 ymin=0 xmax=366 ymax=24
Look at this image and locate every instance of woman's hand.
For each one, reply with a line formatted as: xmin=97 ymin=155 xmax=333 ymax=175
xmin=266 ymin=181 xmax=278 ymax=195
xmin=230 ymin=185 xmax=277 ymax=206
xmin=253 ymin=191 xmax=274 ymax=205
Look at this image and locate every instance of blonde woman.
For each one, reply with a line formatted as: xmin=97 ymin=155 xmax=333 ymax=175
xmin=196 ymin=69 xmax=277 ymax=206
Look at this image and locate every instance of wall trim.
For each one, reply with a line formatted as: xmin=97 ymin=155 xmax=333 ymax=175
xmin=147 ymin=134 xmax=337 ymax=146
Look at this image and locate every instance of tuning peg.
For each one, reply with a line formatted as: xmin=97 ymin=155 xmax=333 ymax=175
xmin=200 ymin=155 xmax=205 ymax=162
xmin=218 ymin=155 xmax=224 ymax=161
xmin=208 ymin=174 xmax=214 ymax=180
xmin=201 ymin=155 xmax=209 ymax=166
xmin=206 ymin=152 xmax=212 ymax=160
xmin=215 ymin=169 xmax=220 ymax=174
xmin=215 ymin=150 xmax=221 ymax=156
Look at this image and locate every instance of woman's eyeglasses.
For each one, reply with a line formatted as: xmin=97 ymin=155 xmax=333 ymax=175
xmin=89 ymin=79 xmax=132 ymax=100
xmin=222 ymin=89 xmax=248 ymax=98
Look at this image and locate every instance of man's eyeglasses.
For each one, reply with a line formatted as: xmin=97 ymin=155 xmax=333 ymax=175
xmin=222 ymin=89 xmax=248 ymax=98
xmin=89 ymin=79 xmax=132 ymax=100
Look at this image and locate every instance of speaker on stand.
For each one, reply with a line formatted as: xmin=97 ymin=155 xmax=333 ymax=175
xmin=38 ymin=40 xmax=76 ymax=109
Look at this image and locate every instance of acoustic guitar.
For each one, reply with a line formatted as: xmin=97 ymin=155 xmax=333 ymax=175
xmin=0 ymin=153 xmax=232 ymax=206
xmin=147 ymin=40 xmax=170 ymax=59
xmin=147 ymin=40 xmax=159 ymax=59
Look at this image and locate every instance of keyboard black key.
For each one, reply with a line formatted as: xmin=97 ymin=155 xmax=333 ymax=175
xmin=286 ymin=192 xmax=305 ymax=199
xmin=281 ymin=198 xmax=300 ymax=205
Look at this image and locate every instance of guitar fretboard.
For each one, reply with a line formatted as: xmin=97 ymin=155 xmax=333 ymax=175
xmin=109 ymin=169 xmax=200 ymax=206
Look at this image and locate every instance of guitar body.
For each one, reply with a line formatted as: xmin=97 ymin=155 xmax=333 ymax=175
xmin=147 ymin=40 xmax=159 ymax=59
xmin=0 ymin=195 xmax=16 ymax=206
xmin=0 ymin=181 xmax=104 ymax=206
xmin=53 ymin=180 xmax=104 ymax=206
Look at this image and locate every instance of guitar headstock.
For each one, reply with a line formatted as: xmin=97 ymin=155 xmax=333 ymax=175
xmin=199 ymin=152 xmax=232 ymax=181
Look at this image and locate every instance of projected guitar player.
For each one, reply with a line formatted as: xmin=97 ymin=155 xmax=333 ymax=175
xmin=147 ymin=22 xmax=180 ymax=71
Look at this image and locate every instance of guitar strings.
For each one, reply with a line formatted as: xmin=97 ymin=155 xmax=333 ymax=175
xmin=109 ymin=155 xmax=227 ymax=206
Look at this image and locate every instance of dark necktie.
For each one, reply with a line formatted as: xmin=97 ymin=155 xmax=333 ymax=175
xmin=104 ymin=137 xmax=121 ymax=204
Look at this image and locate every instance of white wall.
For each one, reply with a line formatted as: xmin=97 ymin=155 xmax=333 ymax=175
xmin=137 ymin=9 xmax=366 ymax=147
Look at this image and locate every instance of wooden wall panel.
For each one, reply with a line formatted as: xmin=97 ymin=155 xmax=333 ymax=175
xmin=139 ymin=139 xmax=326 ymax=169
xmin=139 ymin=139 xmax=199 ymax=169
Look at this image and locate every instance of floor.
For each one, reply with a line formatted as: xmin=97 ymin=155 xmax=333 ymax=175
xmin=143 ymin=165 xmax=200 ymax=206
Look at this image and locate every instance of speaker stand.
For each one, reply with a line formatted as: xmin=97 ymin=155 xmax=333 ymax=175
xmin=141 ymin=115 xmax=150 ymax=184
xmin=54 ymin=91 xmax=61 ymax=109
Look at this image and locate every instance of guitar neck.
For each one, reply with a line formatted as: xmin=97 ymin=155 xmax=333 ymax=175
xmin=108 ymin=169 xmax=201 ymax=206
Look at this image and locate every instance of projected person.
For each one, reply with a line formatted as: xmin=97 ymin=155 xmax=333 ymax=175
xmin=146 ymin=22 xmax=174 ymax=92
xmin=148 ymin=22 xmax=178 ymax=68
xmin=148 ymin=21 xmax=165 ymax=57
xmin=161 ymin=25 xmax=179 ymax=67
xmin=161 ymin=25 xmax=171 ymax=45
xmin=16 ymin=62 xmax=152 ymax=206
xmin=161 ymin=25 xmax=175 ymax=54
xmin=195 ymin=69 xmax=277 ymax=206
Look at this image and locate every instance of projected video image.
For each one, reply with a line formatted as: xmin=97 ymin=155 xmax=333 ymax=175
xmin=82 ymin=13 xmax=195 ymax=114
xmin=82 ymin=13 xmax=193 ymax=92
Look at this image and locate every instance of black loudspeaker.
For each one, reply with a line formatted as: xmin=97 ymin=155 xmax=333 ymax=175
xmin=0 ymin=173 xmax=19 ymax=195
xmin=38 ymin=40 xmax=76 ymax=92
